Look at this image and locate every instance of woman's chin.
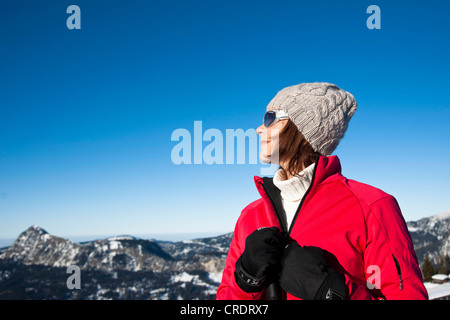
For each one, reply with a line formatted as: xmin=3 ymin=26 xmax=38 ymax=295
xmin=259 ymin=153 xmax=280 ymax=164
xmin=259 ymin=154 xmax=271 ymax=164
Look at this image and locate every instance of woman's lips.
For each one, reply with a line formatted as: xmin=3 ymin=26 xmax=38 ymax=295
xmin=260 ymin=140 xmax=270 ymax=147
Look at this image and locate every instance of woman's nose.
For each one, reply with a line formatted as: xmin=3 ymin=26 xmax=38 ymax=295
xmin=256 ymin=124 xmax=265 ymax=135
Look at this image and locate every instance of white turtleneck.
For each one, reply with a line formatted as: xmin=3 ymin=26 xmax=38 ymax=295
xmin=272 ymin=162 xmax=315 ymax=230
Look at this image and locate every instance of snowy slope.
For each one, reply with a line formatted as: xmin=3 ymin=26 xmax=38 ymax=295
xmin=407 ymin=210 xmax=450 ymax=265
xmin=0 ymin=226 xmax=232 ymax=299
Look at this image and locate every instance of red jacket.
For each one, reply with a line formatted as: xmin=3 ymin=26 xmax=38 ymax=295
xmin=217 ymin=155 xmax=428 ymax=300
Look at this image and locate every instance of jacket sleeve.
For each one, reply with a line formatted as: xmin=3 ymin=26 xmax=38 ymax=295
xmin=349 ymin=195 xmax=428 ymax=300
xmin=216 ymin=214 xmax=265 ymax=300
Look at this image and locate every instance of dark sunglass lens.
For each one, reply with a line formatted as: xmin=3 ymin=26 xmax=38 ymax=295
xmin=264 ymin=111 xmax=276 ymax=127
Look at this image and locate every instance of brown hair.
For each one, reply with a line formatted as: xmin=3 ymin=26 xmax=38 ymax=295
xmin=278 ymin=119 xmax=321 ymax=178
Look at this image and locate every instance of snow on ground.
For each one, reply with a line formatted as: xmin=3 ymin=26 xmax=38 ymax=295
xmin=208 ymin=272 xmax=223 ymax=284
xmin=424 ymin=281 xmax=450 ymax=300
xmin=170 ymin=271 xmax=220 ymax=297
xmin=171 ymin=271 xmax=197 ymax=283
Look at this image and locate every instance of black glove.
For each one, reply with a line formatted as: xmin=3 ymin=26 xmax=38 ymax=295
xmin=279 ymin=242 xmax=347 ymax=300
xmin=235 ymin=227 xmax=287 ymax=293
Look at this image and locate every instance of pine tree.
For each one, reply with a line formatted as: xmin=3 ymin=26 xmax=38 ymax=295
xmin=444 ymin=253 xmax=450 ymax=274
xmin=437 ymin=255 xmax=447 ymax=274
xmin=422 ymin=255 xmax=435 ymax=282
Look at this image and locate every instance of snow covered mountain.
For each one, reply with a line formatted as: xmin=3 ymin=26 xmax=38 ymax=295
xmin=406 ymin=210 xmax=450 ymax=265
xmin=0 ymin=226 xmax=232 ymax=299
xmin=0 ymin=209 xmax=448 ymax=300
xmin=2 ymin=226 xmax=174 ymax=272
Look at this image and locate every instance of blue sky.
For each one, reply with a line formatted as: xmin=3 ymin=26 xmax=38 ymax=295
xmin=1 ymin=0 xmax=449 ymax=243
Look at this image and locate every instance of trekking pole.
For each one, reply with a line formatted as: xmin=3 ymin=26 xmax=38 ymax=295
xmin=265 ymin=281 xmax=282 ymax=300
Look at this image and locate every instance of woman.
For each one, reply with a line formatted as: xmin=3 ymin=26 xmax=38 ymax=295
xmin=216 ymin=82 xmax=428 ymax=300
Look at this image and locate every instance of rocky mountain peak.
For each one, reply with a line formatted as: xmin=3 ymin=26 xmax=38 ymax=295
xmin=0 ymin=225 xmax=231 ymax=275
xmin=0 ymin=226 xmax=232 ymax=299
xmin=407 ymin=210 xmax=450 ymax=264
xmin=19 ymin=225 xmax=50 ymax=242
xmin=2 ymin=225 xmax=78 ymax=267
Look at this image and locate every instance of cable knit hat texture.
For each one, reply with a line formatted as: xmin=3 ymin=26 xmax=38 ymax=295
xmin=266 ymin=82 xmax=358 ymax=156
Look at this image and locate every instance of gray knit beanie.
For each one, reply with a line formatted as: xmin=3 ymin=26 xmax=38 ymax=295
xmin=266 ymin=82 xmax=358 ymax=156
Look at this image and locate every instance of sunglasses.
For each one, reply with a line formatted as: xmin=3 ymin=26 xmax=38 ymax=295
xmin=263 ymin=109 xmax=289 ymax=127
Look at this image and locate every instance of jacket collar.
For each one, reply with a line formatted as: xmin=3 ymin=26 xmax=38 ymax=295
xmin=254 ymin=155 xmax=342 ymax=200
xmin=253 ymin=155 xmax=343 ymax=233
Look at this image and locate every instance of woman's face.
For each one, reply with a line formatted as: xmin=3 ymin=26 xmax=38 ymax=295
xmin=257 ymin=108 xmax=288 ymax=164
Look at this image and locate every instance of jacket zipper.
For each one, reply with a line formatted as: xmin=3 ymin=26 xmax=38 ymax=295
xmin=260 ymin=182 xmax=288 ymax=234
xmin=259 ymin=158 xmax=320 ymax=299
xmin=392 ymin=254 xmax=404 ymax=291
xmin=260 ymin=181 xmax=288 ymax=299
xmin=260 ymin=159 xmax=319 ymax=236
xmin=287 ymin=162 xmax=318 ymax=234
